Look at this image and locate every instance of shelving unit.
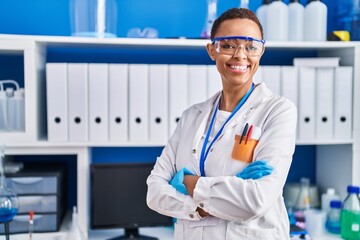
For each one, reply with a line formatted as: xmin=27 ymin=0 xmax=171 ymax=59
xmin=1 ymin=34 xmax=359 ymax=239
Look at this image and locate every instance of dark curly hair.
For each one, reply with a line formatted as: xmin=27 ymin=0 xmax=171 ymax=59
xmin=210 ymin=8 xmax=264 ymax=40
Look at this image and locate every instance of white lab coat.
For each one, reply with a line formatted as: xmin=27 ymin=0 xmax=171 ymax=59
xmin=147 ymin=82 xmax=297 ymax=240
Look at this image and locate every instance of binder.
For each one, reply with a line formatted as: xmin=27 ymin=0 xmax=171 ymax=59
xmin=67 ymin=63 xmax=88 ymax=142
xmin=188 ymin=65 xmax=207 ymax=106
xmin=281 ymin=66 xmax=298 ymax=107
xmin=262 ymin=66 xmax=281 ymax=95
xmin=46 ymin=63 xmax=68 ymax=142
xmin=253 ymin=66 xmax=263 ymax=84
xmin=169 ymin=64 xmax=188 ymax=136
xmin=129 ymin=64 xmax=149 ymax=141
xmin=334 ymin=67 xmax=353 ymax=139
xmin=149 ymin=64 xmax=169 ymax=142
xmin=315 ymin=67 xmax=334 ymax=140
xmin=206 ymin=65 xmax=222 ymax=98
xmin=108 ymin=64 xmax=129 ymax=142
xmin=298 ymin=67 xmax=316 ymax=140
xmin=88 ymin=63 xmax=108 ymax=142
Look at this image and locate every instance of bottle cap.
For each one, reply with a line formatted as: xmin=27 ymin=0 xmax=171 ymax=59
xmin=347 ymin=185 xmax=360 ymax=194
xmin=330 ymin=200 xmax=342 ymax=209
xmin=326 ymin=188 xmax=335 ymax=195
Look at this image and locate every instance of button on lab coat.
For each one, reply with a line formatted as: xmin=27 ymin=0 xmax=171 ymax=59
xmin=147 ymin=82 xmax=297 ymax=240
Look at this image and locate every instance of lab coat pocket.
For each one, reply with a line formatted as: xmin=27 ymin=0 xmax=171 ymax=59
xmin=226 ymin=222 xmax=278 ymax=240
xmin=231 ymin=136 xmax=258 ymax=163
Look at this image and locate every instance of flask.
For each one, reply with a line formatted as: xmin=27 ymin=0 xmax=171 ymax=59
xmin=321 ymin=188 xmax=340 ymax=214
xmin=341 ymin=185 xmax=360 ymax=239
xmin=256 ymin=0 xmax=270 ymax=39
xmin=326 ymin=200 xmax=342 ymax=234
xmin=266 ymin=0 xmax=289 ymax=41
xmin=67 ymin=206 xmax=86 ymax=240
xmin=201 ymin=0 xmax=217 ymax=39
xmin=304 ymin=0 xmax=328 ymax=41
xmin=288 ymin=0 xmax=305 ymax=41
xmin=294 ymin=178 xmax=311 ymax=223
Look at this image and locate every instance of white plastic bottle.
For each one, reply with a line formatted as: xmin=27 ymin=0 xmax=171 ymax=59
xmin=321 ymin=188 xmax=340 ymax=214
xmin=6 ymin=87 xmax=16 ymax=131
xmin=266 ymin=0 xmax=289 ymax=41
xmin=10 ymin=88 xmax=25 ymax=131
xmin=288 ymin=0 xmax=305 ymax=41
xmin=304 ymin=0 xmax=328 ymax=41
xmin=256 ymin=0 xmax=270 ymax=39
xmin=0 ymin=89 xmax=7 ymax=131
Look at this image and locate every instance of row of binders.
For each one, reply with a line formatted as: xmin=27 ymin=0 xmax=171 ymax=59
xmin=254 ymin=65 xmax=353 ymax=141
xmin=46 ymin=63 xmax=222 ymax=143
xmin=46 ymin=63 xmax=353 ymax=143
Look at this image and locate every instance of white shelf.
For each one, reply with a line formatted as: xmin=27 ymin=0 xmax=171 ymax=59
xmin=1 ymin=34 xmax=360 ymax=239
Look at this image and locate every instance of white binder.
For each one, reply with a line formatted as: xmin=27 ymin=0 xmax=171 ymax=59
xmin=298 ymin=67 xmax=316 ymax=140
xmin=206 ymin=65 xmax=222 ymax=98
xmin=253 ymin=66 xmax=263 ymax=84
xmin=108 ymin=64 xmax=129 ymax=142
xmin=169 ymin=64 xmax=188 ymax=136
xmin=188 ymin=65 xmax=207 ymax=106
xmin=315 ymin=67 xmax=334 ymax=140
xmin=129 ymin=64 xmax=149 ymax=142
xmin=149 ymin=64 xmax=169 ymax=142
xmin=262 ymin=66 xmax=281 ymax=95
xmin=334 ymin=67 xmax=353 ymax=139
xmin=68 ymin=63 xmax=88 ymax=142
xmin=46 ymin=63 xmax=68 ymax=142
xmin=88 ymin=63 xmax=108 ymax=142
xmin=281 ymin=66 xmax=298 ymax=107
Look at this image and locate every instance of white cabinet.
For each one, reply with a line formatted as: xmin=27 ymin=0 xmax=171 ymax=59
xmin=0 ymin=34 xmax=359 ymax=239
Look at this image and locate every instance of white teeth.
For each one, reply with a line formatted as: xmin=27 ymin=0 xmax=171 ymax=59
xmin=229 ymin=65 xmax=247 ymax=70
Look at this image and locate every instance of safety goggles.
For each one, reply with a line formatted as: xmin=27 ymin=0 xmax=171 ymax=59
xmin=212 ymin=36 xmax=266 ymax=57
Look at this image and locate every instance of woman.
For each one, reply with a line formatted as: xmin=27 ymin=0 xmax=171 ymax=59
xmin=147 ymin=8 xmax=297 ymax=240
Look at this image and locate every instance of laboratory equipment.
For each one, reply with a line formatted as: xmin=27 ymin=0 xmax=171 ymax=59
xmin=236 ymin=160 xmax=273 ymax=180
xmin=29 ymin=211 xmax=33 ymax=240
xmin=201 ymin=0 xmax=217 ymax=39
xmin=340 ymin=185 xmax=360 ymax=239
xmin=326 ymin=200 xmax=342 ymax=234
xmin=70 ymin=0 xmax=118 ymax=37
xmin=67 ymin=206 xmax=86 ymax=240
xmin=288 ymin=0 xmax=305 ymax=41
xmin=294 ymin=178 xmax=311 ymax=223
xmin=256 ymin=0 xmax=270 ymax=39
xmin=321 ymin=188 xmax=340 ymax=214
xmin=304 ymin=0 xmax=328 ymax=41
xmin=266 ymin=0 xmax=289 ymax=41
xmin=0 ymin=145 xmax=19 ymax=240
xmin=90 ymin=162 xmax=172 ymax=239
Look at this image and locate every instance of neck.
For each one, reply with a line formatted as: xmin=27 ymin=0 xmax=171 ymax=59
xmin=219 ymin=83 xmax=253 ymax=112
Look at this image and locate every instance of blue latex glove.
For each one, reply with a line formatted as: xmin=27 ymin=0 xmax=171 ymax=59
xmin=169 ymin=168 xmax=194 ymax=195
xmin=236 ymin=160 xmax=273 ymax=180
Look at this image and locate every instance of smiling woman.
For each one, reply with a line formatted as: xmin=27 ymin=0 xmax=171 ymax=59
xmin=147 ymin=7 xmax=297 ymax=240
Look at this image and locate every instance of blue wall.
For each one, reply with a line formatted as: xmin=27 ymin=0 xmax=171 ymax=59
xmin=0 ymin=0 xmax=337 ymax=39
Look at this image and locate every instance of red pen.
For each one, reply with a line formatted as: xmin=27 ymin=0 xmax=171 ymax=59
xmin=245 ymin=125 xmax=253 ymax=145
xmin=239 ymin=123 xmax=249 ymax=144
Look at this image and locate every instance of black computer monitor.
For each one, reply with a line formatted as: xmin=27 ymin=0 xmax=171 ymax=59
xmin=90 ymin=162 xmax=173 ymax=240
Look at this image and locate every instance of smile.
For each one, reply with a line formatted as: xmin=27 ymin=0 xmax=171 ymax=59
xmin=229 ymin=65 xmax=248 ymax=70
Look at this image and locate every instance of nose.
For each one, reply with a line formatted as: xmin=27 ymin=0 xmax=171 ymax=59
xmin=233 ymin=45 xmax=247 ymax=58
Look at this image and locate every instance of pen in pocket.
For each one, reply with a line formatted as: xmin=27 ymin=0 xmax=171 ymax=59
xmin=245 ymin=125 xmax=253 ymax=145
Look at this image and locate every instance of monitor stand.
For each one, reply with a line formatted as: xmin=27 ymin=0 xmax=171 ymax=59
xmin=108 ymin=227 xmax=158 ymax=240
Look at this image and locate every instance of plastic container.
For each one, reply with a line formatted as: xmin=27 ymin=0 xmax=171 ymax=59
xmin=288 ymin=0 xmax=305 ymax=41
xmin=69 ymin=0 xmax=118 ymax=38
xmin=266 ymin=0 xmax=289 ymax=41
xmin=201 ymin=0 xmax=217 ymax=39
xmin=341 ymin=185 xmax=360 ymax=239
xmin=67 ymin=206 xmax=86 ymax=240
xmin=0 ymin=90 xmax=7 ymax=131
xmin=304 ymin=0 xmax=328 ymax=41
xmin=256 ymin=0 xmax=270 ymax=39
xmin=321 ymin=188 xmax=340 ymax=214
xmin=326 ymin=200 xmax=342 ymax=234
xmin=7 ymin=89 xmax=25 ymax=131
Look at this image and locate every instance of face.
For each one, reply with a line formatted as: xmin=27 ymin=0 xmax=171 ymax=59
xmin=206 ymin=18 xmax=264 ymax=91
